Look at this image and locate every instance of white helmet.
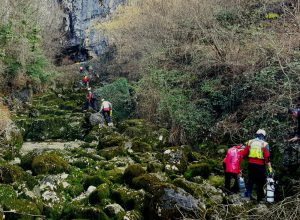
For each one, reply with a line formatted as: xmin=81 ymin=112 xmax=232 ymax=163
xmin=256 ymin=129 xmax=266 ymax=136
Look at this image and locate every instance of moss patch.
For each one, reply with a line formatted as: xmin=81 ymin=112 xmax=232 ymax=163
xmin=32 ymin=152 xmax=69 ymax=175
xmin=123 ymin=164 xmax=146 ymax=185
xmin=184 ymin=162 xmax=212 ymax=179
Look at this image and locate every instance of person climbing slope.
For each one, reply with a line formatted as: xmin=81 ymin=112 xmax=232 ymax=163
xmin=83 ymin=75 xmax=89 ymax=88
xmin=243 ymin=129 xmax=273 ymax=202
xmin=100 ymin=98 xmax=112 ymax=126
xmin=223 ymin=145 xmax=245 ymax=194
xmin=83 ymin=87 xmax=97 ymax=111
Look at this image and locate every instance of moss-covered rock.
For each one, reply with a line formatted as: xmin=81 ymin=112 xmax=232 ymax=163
xmin=82 ymin=175 xmax=107 ymax=190
xmin=88 ymin=183 xmax=111 ymax=205
xmin=131 ymin=139 xmax=152 ymax=152
xmin=105 ymin=168 xmax=124 ymax=184
xmin=98 ymin=146 xmax=126 ymax=160
xmin=123 ymin=164 xmax=146 ymax=185
xmin=146 ymin=161 xmax=164 ymax=173
xmin=173 ymin=178 xmax=224 ymax=206
xmin=3 ymin=199 xmax=41 ymax=220
xmin=0 ymin=184 xmax=17 ymax=204
xmin=131 ymin=174 xmax=166 ymax=193
xmin=32 ymin=152 xmax=69 ymax=175
xmin=0 ymin=163 xmax=26 ymax=184
xmin=98 ymin=132 xmax=127 ymax=149
xmin=184 ymin=162 xmax=212 ymax=179
xmin=143 ymin=184 xmax=205 ymax=220
xmin=61 ymin=203 xmax=109 ymax=220
xmin=111 ymin=186 xmax=145 ymax=210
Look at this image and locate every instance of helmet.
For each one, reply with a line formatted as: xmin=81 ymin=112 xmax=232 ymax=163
xmin=256 ymin=129 xmax=266 ymax=136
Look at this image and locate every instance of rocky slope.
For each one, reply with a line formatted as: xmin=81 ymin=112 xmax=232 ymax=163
xmin=0 ymin=88 xmax=263 ymax=219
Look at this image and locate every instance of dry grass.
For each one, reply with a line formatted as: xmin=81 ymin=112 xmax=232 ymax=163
xmin=0 ymin=103 xmax=11 ymax=136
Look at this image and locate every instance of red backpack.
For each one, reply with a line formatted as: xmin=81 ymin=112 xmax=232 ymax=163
xmin=224 ymin=146 xmax=243 ymax=174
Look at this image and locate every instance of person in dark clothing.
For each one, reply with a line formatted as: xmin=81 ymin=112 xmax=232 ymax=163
xmin=288 ymin=108 xmax=300 ymax=142
xmin=243 ymin=129 xmax=272 ymax=202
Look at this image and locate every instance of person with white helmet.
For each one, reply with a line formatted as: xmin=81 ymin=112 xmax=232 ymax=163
xmin=243 ymin=129 xmax=272 ymax=202
xmin=100 ymin=98 xmax=112 ymax=125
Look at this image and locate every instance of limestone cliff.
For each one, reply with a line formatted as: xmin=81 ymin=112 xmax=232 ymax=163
xmin=60 ymin=0 xmax=126 ymax=61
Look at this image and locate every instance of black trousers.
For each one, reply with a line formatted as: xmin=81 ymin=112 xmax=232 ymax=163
xmin=225 ymin=172 xmax=239 ymax=193
xmin=247 ymin=163 xmax=266 ymax=201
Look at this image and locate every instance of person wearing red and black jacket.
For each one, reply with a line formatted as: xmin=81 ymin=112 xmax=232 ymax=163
xmin=243 ymin=129 xmax=272 ymax=202
xmin=288 ymin=108 xmax=300 ymax=142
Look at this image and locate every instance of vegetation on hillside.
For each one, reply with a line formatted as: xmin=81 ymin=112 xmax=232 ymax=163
xmin=0 ymin=0 xmax=63 ymax=92
xmin=102 ymin=0 xmax=300 ymax=145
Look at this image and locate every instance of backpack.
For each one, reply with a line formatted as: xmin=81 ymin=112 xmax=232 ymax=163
xmin=224 ymin=146 xmax=242 ymax=174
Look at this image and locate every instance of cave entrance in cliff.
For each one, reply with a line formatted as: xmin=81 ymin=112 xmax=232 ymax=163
xmin=56 ymin=45 xmax=91 ymax=65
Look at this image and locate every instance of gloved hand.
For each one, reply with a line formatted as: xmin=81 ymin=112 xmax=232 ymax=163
xmin=267 ymin=164 xmax=273 ymax=175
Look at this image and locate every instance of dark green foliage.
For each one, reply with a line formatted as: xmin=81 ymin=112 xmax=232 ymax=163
xmin=94 ymin=78 xmax=134 ymax=121
xmin=123 ymin=164 xmax=146 ymax=185
xmin=31 ymin=152 xmax=69 ymax=175
xmin=184 ymin=163 xmax=212 ymax=179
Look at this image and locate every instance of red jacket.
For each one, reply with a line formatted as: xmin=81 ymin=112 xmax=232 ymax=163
xmin=223 ymin=146 xmax=244 ymax=174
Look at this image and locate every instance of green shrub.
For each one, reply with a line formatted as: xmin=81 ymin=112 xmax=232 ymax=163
xmin=88 ymin=183 xmax=111 ymax=205
xmin=94 ymin=78 xmax=134 ymax=121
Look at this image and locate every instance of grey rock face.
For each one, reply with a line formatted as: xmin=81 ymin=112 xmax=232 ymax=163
xmin=60 ymin=0 xmax=126 ymax=59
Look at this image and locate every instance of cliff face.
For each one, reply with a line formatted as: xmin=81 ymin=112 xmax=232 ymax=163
xmin=60 ymin=0 xmax=125 ymax=61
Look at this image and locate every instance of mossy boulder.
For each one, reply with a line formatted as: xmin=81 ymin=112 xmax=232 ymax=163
xmin=111 ymin=186 xmax=145 ymax=210
xmin=131 ymin=139 xmax=152 ymax=152
xmin=3 ymin=199 xmax=41 ymax=220
xmin=118 ymin=119 xmax=167 ymax=148
xmin=98 ymin=132 xmax=127 ymax=149
xmin=173 ymin=178 xmax=224 ymax=206
xmin=15 ymin=114 xmax=86 ymax=141
xmin=143 ymin=184 xmax=205 ymax=220
xmin=31 ymin=152 xmax=69 ymax=175
xmin=0 ymin=163 xmax=26 ymax=184
xmin=82 ymin=175 xmax=107 ymax=190
xmin=184 ymin=162 xmax=212 ymax=179
xmin=146 ymin=161 xmax=164 ymax=173
xmin=98 ymin=146 xmax=126 ymax=160
xmin=88 ymin=183 xmax=111 ymax=205
xmin=123 ymin=164 xmax=146 ymax=185
xmin=0 ymin=184 xmax=17 ymax=204
xmin=61 ymin=204 xmax=109 ymax=220
xmin=131 ymin=174 xmax=166 ymax=193
xmin=105 ymin=168 xmax=124 ymax=184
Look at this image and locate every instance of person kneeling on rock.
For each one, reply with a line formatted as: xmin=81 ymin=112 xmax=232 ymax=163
xmin=100 ymin=98 xmax=112 ymax=126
